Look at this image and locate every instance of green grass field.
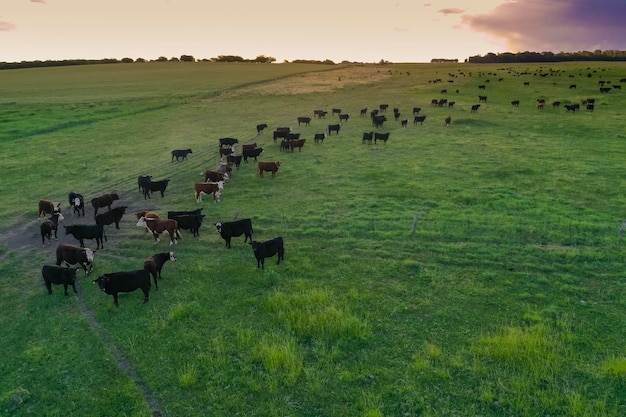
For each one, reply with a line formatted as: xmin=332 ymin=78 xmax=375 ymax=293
xmin=1 ymin=61 xmax=625 ymax=417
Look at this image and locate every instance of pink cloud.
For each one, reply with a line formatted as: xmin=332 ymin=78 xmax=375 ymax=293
xmin=394 ymin=27 xmax=409 ymax=32
xmin=30 ymin=0 xmax=47 ymax=3
xmin=0 ymin=21 xmax=17 ymax=31
xmin=439 ymin=8 xmax=465 ymax=16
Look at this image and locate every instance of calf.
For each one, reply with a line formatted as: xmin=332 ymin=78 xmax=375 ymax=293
xmin=92 ymin=270 xmax=151 ymax=307
xmin=143 ymin=179 xmax=170 ymax=199
xmin=362 ymin=131 xmax=374 ymax=144
xmin=258 ymin=161 xmax=281 ymax=178
xmin=91 ymin=193 xmax=119 ymax=217
xmin=40 ymin=212 xmax=65 ymax=246
xmin=216 ymin=162 xmax=234 ymax=178
xmin=42 ymin=265 xmax=78 ymax=296
xmin=38 ymin=199 xmax=61 ymax=218
xmin=226 ymin=154 xmax=243 ymax=170
xmin=137 ymin=217 xmax=182 ymax=245
xmin=256 ymin=123 xmax=268 ymax=134
xmin=56 ymin=243 xmax=94 ymax=275
xmin=290 ymin=138 xmax=306 ymax=152
xmin=251 ymin=237 xmax=285 ymax=269
xmin=194 ymin=182 xmax=224 ymax=203
xmin=445 ymin=116 xmax=452 ymax=127
xmin=95 ymin=205 xmax=127 ymax=229
xmin=401 ymin=119 xmax=408 ymax=128
xmin=203 ymin=170 xmax=228 ymax=182
xmin=68 ymin=192 xmax=85 ymax=216
xmin=171 ymin=148 xmax=192 ymax=162
xmin=65 ymin=224 xmax=107 ymax=249
xmin=471 ymin=104 xmax=481 ymax=112
xmin=143 ymin=251 xmax=176 ymax=289
xmin=138 ymin=175 xmax=152 ymax=194
xmin=214 ymin=219 xmax=253 ymax=248
xmin=243 ymin=147 xmax=264 ymax=163
xmin=314 ymin=133 xmax=326 ymax=144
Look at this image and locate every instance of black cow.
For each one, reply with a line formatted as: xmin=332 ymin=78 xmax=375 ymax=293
xmin=143 ymin=179 xmax=170 ymax=199
xmin=297 ymin=116 xmax=311 ymax=126
xmin=511 ymin=100 xmax=520 ymax=107
xmin=314 ymin=133 xmax=326 ymax=144
xmin=374 ymin=132 xmax=390 ymax=144
xmin=143 ymin=251 xmax=176 ymax=289
xmin=414 ymin=115 xmax=426 ymax=125
xmin=214 ymin=219 xmax=253 ymax=248
xmin=219 ymin=137 xmax=239 ymax=147
xmin=243 ymin=147 xmax=263 ymax=163
xmin=42 ymin=265 xmax=78 ymax=296
xmin=256 ymin=123 xmax=268 ymax=134
xmin=372 ymin=115 xmax=386 ymax=128
xmin=251 ymin=237 xmax=284 ymax=269
xmin=56 ymin=243 xmax=94 ymax=275
xmin=138 ymin=175 xmax=152 ymax=194
xmin=171 ymin=149 xmax=192 ymax=162
xmin=40 ymin=212 xmax=64 ymax=246
xmin=64 ymin=224 xmax=107 ymax=249
xmin=339 ymin=113 xmax=350 ymax=123
xmin=471 ymin=104 xmax=481 ymax=112
xmin=479 ymin=95 xmax=487 ymax=102
xmin=68 ymin=192 xmax=85 ymax=216
xmin=362 ymin=131 xmax=374 ymax=144
xmin=328 ymin=124 xmax=341 ymax=135
xmin=412 ymin=107 xmax=422 ymax=115
xmin=227 ymin=154 xmax=243 ymax=170
xmin=169 ymin=213 xmax=205 ymax=237
xmin=92 ymin=270 xmax=150 ymax=307
xmin=95 ymin=205 xmax=127 ymax=230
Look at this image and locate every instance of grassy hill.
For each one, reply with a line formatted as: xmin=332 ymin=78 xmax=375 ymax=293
xmin=1 ymin=61 xmax=625 ymax=416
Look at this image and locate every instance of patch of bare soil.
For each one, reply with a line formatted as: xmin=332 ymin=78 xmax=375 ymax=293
xmin=222 ymin=65 xmax=391 ymax=97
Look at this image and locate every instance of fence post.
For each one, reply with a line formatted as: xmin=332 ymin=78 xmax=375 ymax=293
xmin=411 ymin=212 xmax=419 ymax=235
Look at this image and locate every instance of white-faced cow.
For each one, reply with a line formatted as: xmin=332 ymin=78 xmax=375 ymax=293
xmin=56 ymin=243 xmax=94 ymax=275
xmin=38 ymin=199 xmax=61 ymax=218
xmin=194 ymin=182 xmax=224 ymax=203
xmin=68 ymin=192 xmax=85 ymax=216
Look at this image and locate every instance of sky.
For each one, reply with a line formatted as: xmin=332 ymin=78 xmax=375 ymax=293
xmin=1 ymin=0 xmax=626 ymax=64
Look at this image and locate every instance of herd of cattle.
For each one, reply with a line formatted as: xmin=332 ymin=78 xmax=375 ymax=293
xmin=36 ymin=68 xmax=625 ymax=306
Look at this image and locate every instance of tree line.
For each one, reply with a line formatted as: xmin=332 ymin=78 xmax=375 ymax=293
xmin=467 ymin=49 xmax=626 ymax=63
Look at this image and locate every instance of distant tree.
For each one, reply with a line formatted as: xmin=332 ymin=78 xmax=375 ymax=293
xmin=169 ymin=57 xmax=179 ymax=62
xmin=121 ymin=57 xmax=134 ymax=63
xmin=214 ymin=55 xmax=245 ymax=62
xmin=253 ymin=55 xmax=276 ymax=63
xmin=156 ymin=56 xmax=168 ymax=62
xmin=180 ymin=55 xmax=195 ymax=62
xmin=136 ymin=57 xmax=146 ymax=63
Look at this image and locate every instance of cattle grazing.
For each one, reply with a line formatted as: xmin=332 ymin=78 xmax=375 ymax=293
xmin=135 ymin=210 xmax=159 ymax=220
xmin=214 ymin=219 xmax=253 ymax=248
xmin=138 ymin=175 xmax=152 ymax=194
xmin=273 ymin=127 xmax=291 ymax=141
xmin=537 ymin=102 xmax=544 ymax=110
xmin=203 ymin=170 xmax=228 ymax=183
xmin=68 ymin=192 xmax=85 ymax=216
xmin=379 ymin=104 xmax=389 ymax=112
xmin=511 ymin=100 xmax=520 ymax=107
xmin=64 ymin=224 xmax=107 ymax=249
xmin=613 ymin=85 xmax=621 ymax=90
xmin=393 ymin=110 xmax=401 ymax=121
xmin=194 ymin=182 xmax=224 ymax=203
xmin=256 ymin=123 xmax=268 ymax=134
xmin=143 ymin=179 xmax=170 ymax=200
xmin=413 ymin=107 xmax=422 ymax=115
xmin=471 ymin=104 xmax=481 ymax=112
xmin=219 ymin=137 xmax=238 ymax=147
xmin=445 ymin=116 xmax=452 ymax=127
xmin=56 ymin=243 xmax=94 ymax=275
xmin=565 ymin=104 xmax=580 ymax=112
xmin=40 ymin=212 xmax=65 ymax=246
xmin=38 ymin=199 xmax=61 ymax=218
xmin=91 ymin=193 xmax=119 ymax=217
xmin=313 ymin=110 xmax=327 ymax=118
xmin=414 ymin=115 xmax=427 ymax=125
xmin=289 ymin=138 xmax=306 ymax=152
xmin=524 ymin=81 xmax=530 ymax=86
xmin=370 ymin=109 xmax=379 ymax=118
xmin=586 ymin=104 xmax=594 ymax=111
xmin=339 ymin=113 xmax=350 ymax=123
xmin=552 ymin=101 xmax=561 ymax=108
xmin=448 ymin=101 xmax=455 ymax=108
xmin=362 ymin=131 xmax=374 ymax=144
xmin=440 ymin=89 xmax=447 ymax=94
xmin=430 ymin=99 xmax=439 ymax=107
xmin=360 ymin=108 xmax=368 ymax=116
xmin=137 ymin=217 xmax=182 ymax=245
xmin=171 ymin=149 xmax=192 ymax=162
xmin=258 ymin=161 xmax=281 ymax=178
xmin=243 ymin=147 xmax=264 ymax=163
xmin=241 ymin=143 xmax=257 ymax=152
xmin=374 ymin=132 xmax=390 ymax=144
xmin=168 ymin=209 xmax=205 ymax=237
xmin=372 ymin=116 xmax=386 ymax=128
xmin=328 ymin=124 xmax=341 ymax=135
xmin=314 ymin=133 xmax=326 ymax=144
xmin=401 ymin=119 xmax=408 ymax=128
xmin=478 ymin=84 xmax=486 ymax=89
xmin=569 ymin=84 xmax=576 ymax=89
xmin=226 ymin=154 xmax=243 ymax=170
xmin=219 ymin=146 xmax=235 ymax=159
xmin=216 ymin=161 xmax=234 ymax=178
xmin=251 ymin=237 xmax=284 ymax=269
xmin=95 ymin=205 xmax=127 ymax=230
xmin=600 ymin=87 xmax=611 ymax=93
xmin=479 ymin=95 xmax=487 ymax=103
xmin=92 ymin=270 xmax=151 ymax=307
xmin=332 ymin=108 xmax=342 ymax=116
xmin=280 ymin=139 xmax=291 ymax=152
xmin=143 ymin=251 xmax=176 ymax=289
xmin=297 ymin=116 xmax=311 ymax=126
xmin=42 ymin=265 xmax=78 ymax=296
xmin=438 ymin=99 xmax=447 ymax=107
xmin=286 ymin=132 xmax=301 ymax=140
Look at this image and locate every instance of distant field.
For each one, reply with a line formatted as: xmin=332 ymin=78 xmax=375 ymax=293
xmin=1 ymin=61 xmax=625 ymax=417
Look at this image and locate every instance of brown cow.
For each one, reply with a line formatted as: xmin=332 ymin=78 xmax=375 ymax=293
xmin=194 ymin=182 xmax=224 ymax=203
xmin=258 ymin=161 xmax=281 ymax=178
xmin=241 ymin=143 xmax=257 ymax=151
xmin=445 ymin=116 xmax=451 ymax=127
xmin=38 ymin=199 xmax=61 ymax=218
xmin=91 ymin=193 xmax=119 ymax=217
xmin=219 ymin=146 xmax=234 ymax=158
xmin=289 ymin=138 xmax=306 ymax=152
xmin=56 ymin=243 xmax=94 ymax=275
xmin=203 ymin=170 xmax=228 ymax=182
xmin=136 ymin=217 xmax=182 ymax=245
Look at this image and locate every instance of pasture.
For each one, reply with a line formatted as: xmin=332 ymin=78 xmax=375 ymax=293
xmin=1 ymin=61 xmax=625 ymax=416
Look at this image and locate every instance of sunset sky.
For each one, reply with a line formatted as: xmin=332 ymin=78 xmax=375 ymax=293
xmin=2 ymin=0 xmax=625 ymax=63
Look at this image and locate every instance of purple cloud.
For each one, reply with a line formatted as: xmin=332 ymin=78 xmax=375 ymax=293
xmin=0 ymin=21 xmax=16 ymax=31
xmin=30 ymin=0 xmax=47 ymax=3
xmin=439 ymin=8 xmax=464 ymax=16
xmin=462 ymin=0 xmax=626 ymax=52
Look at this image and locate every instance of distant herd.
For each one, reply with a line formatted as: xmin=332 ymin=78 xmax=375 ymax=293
xmin=37 ymin=67 xmax=625 ymax=306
